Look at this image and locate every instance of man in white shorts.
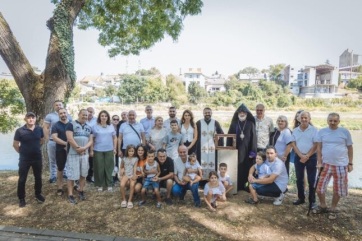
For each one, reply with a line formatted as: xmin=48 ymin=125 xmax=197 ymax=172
xmin=65 ymin=109 xmax=93 ymax=204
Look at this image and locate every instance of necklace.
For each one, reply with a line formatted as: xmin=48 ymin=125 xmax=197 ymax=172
xmin=238 ymin=120 xmax=247 ymax=140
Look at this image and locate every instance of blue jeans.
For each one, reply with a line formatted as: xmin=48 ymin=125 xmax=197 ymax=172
xmin=294 ymin=153 xmax=317 ymax=203
xmin=172 ymin=182 xmax=200 ymax=206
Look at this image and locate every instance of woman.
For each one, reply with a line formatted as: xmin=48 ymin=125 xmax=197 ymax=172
xmin=111 ymin=114 xmax=120 ymax=183
xmin=91 ymin=110 xmax=117 ymax=192
xmin=147 ymin=116 xmax=167 ymax=152
xmin=269 ymin=115 xmax=293 ymax=175
xmin=227 ymin=104 xmax=257 ymax=191
xmin=134 ymin=144 xmax=148 ymax=194
xmin=180 ymin=110 xmax=198 ymax=155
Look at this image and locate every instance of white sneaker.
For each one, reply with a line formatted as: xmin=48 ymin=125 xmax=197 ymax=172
xmin=273 ymin=193 xmax=285 ymax=206
xmin=107 ymin=187 xmax=113 ymax=192
xmin=97 ymin=187 xmax=103 ymax=192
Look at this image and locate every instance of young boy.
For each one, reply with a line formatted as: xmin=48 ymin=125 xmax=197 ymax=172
xmin=183 ymin=152 xmax=202 ymax=186
xmin=245 ymin=152 xmax=271 ymax=204
xmin=139 ymin=150 xmax=162 ymax=208
xmin=163 ymin=120 xmax=183 ymax=160
xmin=218 ymin=163 xmax=233 ymax=194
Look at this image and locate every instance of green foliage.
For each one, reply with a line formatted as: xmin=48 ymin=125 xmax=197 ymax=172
xmin=135 ymin=67 xmax=161 ymax=76
xmin=104 ymin=85 xmax=117 ymax=97
xmin=69 ymin=83 xmax=81 ymax=101
xmin=77 ymin=0 xmax=203 ymax=56
xmin=268 ymin=63 xmax=286 ymax=81
xmin=0 ymin=80 xmax=25 ymax=133
xmin=347 ymin=76 xmax=362 ymax=90
xmin=277 ymin=95 xmax=291 ymax=108
xmin=166 ymin=74 xmax=187 ymax=103
xmin=239 ymin=66 xmax=259 ymax=79
xmin=144 ymin=77 xmax=168 ymax=103
xmin=188 ymin=82 xmax=207 ymax=104
xmin=117 ymin=75 xmax=146 ymax=104
xmin=53 ymin=0 xmax=76 ymax=85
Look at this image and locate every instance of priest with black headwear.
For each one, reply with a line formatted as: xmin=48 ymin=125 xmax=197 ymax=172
xmin=227 ymin=103 xmax=257 ymax=191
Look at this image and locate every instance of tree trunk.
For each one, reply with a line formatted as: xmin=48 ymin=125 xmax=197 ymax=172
xmin=0 ymin=0 xmax=85 ymax=122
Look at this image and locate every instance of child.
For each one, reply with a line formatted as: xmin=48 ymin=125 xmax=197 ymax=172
xmin=245 ymin=152 xmax=271 ymax=204
xmin=182 ymin=152 xmax=202 ymax=186
xmin=119 ymin=145 xmax=138 ymax=208
xmin=134 ymin=144 xmax=147 ymax=194
xmin=163 ymin=120 xmax=183 ymax=160
xmin=204 ymin=171 xmax=226 ymax=212
xmin=218 ymin=163 xmax=233 ymax=194
xmin=139 ymin=150 xmax=162 ymax=208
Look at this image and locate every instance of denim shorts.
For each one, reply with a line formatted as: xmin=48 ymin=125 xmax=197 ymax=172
xmin=143 ymin=177 xmax=159 ymax=190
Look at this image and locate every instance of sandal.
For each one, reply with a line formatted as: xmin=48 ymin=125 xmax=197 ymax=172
xmin=127 ymin=202 xmax=133 ymax=209
xmin=244 ymin=197 xmax=259 ymax=204
xmin=121 ymin=200 xmax=127 ymax=208
xmin=211 ymin=202 xmax=217 ymax=209
xmin=328 ymin=209 xmax=339 ymax=220
xmin=312 ymin=206 xmax=329 ymax=214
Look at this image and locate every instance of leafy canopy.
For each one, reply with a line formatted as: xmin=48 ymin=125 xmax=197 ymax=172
xmin=65 ymin=0 xmax=203 ymax=57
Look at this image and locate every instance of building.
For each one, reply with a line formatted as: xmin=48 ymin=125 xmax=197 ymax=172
xmin=280 ymin=65 xmax=303 ymax=95
xmin=182 ymin=68 xmax=206 ymax=92
xmin=339 ymin=49 xmax=362 ymax=85
xmin=205 ymin=73 xmax=227 ymax=93
xmin=297 ymin=64 xmax=341 ymax=98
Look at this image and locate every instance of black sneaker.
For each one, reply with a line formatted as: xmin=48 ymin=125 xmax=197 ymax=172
xmin=73 ymin=185 xmax=79 ymax=192
xmin=68 ymin=195 xmax=77 ymax=205
xmin=49 ymin=177 xmax=56 ymax=183
xmin=35 ymin=194 xmax=45 ymax=203
xmin=293 ymin=199 xmax=305 ymax=205
xmin=19 ymin=199 xmax=26 ymax=208
xmin=165 ymin=198 xmax=173 ymax=205
xmin=79 ymin=191 xmax=86 ymax=201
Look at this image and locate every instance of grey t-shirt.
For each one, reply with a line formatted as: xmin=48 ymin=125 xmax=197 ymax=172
xmin=66 ymin=121 xmax=92 ymax=155
xmin=163 ymin=132 xmax=183 ymax=161
xmin=265 ymin=158 xmax=288 ymax=192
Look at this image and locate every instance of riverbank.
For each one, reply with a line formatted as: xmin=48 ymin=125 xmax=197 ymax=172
xmin=1 ymin=170 xmax=361 ymax=241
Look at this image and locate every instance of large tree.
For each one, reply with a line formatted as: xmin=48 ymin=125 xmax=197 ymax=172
xmin=0 ymin=0 xmax=203 ymax=122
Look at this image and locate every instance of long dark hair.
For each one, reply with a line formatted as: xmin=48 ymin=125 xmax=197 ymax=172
xmin=136 ymin=144 xmax=148 ymax=160
xmin=181 ymin=109 xmax=195 ymax=128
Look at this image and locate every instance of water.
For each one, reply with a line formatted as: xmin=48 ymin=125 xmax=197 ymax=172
xmin=1 ymin=130 xmax=361 ymax=188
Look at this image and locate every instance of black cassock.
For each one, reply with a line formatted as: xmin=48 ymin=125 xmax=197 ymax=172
xmin=227 ymin=104 xmax=257 ymax=191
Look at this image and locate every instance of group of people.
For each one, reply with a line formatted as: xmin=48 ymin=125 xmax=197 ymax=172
xmin=13 ymin=101 xmax=354 ymax=218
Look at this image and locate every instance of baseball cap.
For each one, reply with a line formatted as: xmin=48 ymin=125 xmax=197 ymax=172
xmin=25 ymin=112 xmax=36 ymax=117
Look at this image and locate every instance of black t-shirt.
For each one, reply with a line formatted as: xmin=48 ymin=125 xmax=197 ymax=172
xmin=156 ymin=157 xmax=174 ymax=178
xmin=14 ymin=125 xmax=44 ymax=161
xmin=51 ymin=121 xmax=69 ymax=151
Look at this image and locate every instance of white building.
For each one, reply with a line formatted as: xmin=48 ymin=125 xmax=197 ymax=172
xmin=205 ymin=73 xmax=227 ymax=93
xmin=280 ymin=65 xmax=303 ymax=95
xmin=339 ymin=49 xmax=362 ymax=85
xmin=182 ymin=68 xmax=206 ymax=92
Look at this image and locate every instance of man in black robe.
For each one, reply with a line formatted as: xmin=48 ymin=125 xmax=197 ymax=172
xmin=227 ymin=104 xmax=257 ymax=191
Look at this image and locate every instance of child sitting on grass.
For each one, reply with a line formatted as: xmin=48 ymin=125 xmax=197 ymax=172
xmin=182 ymin=152 xmax=202 ymax=186
xmin=204 ymin=171 xmax=226 ymax=212
xmin=245 ymin=151 xmax=271 ymax=204
xmin=218 ymin=162 xmax=233 ymax=194
xmin=138 ymin=150 xmax=162 ymax=208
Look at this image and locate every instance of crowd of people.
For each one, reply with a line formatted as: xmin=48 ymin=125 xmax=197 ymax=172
xmin=13 ymin=101 xmax=354 ymax=218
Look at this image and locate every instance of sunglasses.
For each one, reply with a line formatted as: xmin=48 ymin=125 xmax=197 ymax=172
xmin=113 ymin=119 xmax=119 ymax=121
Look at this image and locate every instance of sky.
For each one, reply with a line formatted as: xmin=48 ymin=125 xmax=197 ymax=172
xmin=1 ymin=0 xmax=362 ymax=79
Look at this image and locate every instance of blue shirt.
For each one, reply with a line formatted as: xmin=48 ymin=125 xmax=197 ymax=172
xmin=14 ymin=125 xmax=44 ymax=161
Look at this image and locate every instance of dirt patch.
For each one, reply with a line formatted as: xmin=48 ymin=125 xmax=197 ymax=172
xmin=0 ymin=171 xmax=361 ymax=241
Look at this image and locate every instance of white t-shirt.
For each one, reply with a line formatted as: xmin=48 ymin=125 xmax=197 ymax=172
xmin=204 ymin=182 xmax=225 ymax=202
xmin=265 ymin=158 xmax=288 ymax=192
xmin=274 ymin=128 xmax=293 ymax=158
xmin=292 ymin=125 xmax=318 ymax=154
xmin=218 ymin=172 xmax=232 ymax=186
xmin=316 ymin=127 xmax=353 ymax=166
xmin=92 ymin=124 xmax=116 ymax=152
xmin=185 ymin=161 xmax=201 ymax=180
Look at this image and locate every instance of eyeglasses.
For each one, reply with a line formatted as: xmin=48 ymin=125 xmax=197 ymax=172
xmin=113 ymin=119 xmax=119 ymax=121
xmin=256 ymin=109 xmax=264 ymax=112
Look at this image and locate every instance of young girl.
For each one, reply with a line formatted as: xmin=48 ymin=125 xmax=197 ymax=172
xmin=183 ymin=152 xmax=202 ymax=186
xmin=119 ymin=145 xmax=138 ymax=208
xmin=134 ymin=144 xmax=147 ymax=194
xmin=204 ymin=171 xmax=226 ymax=212
xmin=245 ymin=152 xmax=271 ymax=204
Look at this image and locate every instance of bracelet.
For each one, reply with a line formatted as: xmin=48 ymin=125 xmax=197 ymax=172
xmin=348 ymin=163 xmax=353 ymax=166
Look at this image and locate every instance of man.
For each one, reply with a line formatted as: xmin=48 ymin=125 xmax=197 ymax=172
xmin=51 ymin=108 xmax=69 ymax=196
xmin=172 ymin=145 xmax=201 ymax=207
xmin=13 ymin=112 xmax=45 ymax=207
xmin=196 ymin=107 xmax=224 ymax=179
xmin=121 ymin=111 xmax=128 ymax=122
xmin=254 ymin=104 xmax=274 ymax=152
xmin=227 ymin=104 xmax=257 ymax=191
xmin=155 ymin=148 xmax=174 ymax=205
xmin=65 ymin=109 xmax=93 ymax=204
xmin=247 ymin=146 xmax=288 ymax=205
xmin=291 ymin=111 xmax=318 ymax=207
xmin=315 ymin=113 xmax=353 ymax=219
xmin=163 ymin=106 xmax=181 ymax=132
xmin=140 ymin=105 xmax=155 ymax=140
xmin=85 ymin=107 xmax=97 ymax=183
xmin=118 ymin=110 xmax=146 ymax=157
xmin=43 ymin=100 xmax=72 ymax=183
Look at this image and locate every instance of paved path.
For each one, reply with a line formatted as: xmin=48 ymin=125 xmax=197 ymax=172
xmin=0 ymin=226 xmax=146 ymax=241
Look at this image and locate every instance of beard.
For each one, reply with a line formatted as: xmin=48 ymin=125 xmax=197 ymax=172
xmin=238 ymin=115 xmax=247 ymax=122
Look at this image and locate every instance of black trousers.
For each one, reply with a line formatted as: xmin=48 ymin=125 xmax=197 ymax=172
xmin=17 ymin=160 xmax=42 ymax=200
xmin=87 ymin=156 xmax=94 ymax=181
